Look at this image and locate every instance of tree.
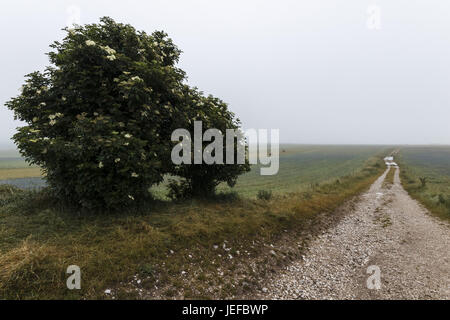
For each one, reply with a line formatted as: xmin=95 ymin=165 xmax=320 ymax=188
xmin=6 ymin=17 xmax=188 ymax=210
xmin=7 ymin=17 xmax=251 ymax=208
xmin=168 ymin=87 xmax=250 ymax=199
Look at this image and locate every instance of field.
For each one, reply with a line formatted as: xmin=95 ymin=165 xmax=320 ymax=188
xmin=0 ymin=145 xmax=387 ymax=299
xmin=1 ymin=145 xmax=386 ymax=196
xmin=152 ymin=145 xmax=387 ymax=199
xmin=399 ymin=146 xmax=450 ymax=221
xmin=0 ymin=156 xmax=43 ymax=188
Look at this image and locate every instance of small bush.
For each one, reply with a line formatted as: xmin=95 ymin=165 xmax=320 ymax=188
xmin=167 ymin=179 xmax=191 ymax=201
xmin=419 ymin=177 xmax=427 ymax=188
xmin=257 ymin=190 xmax=272 ymax=201
xmin=438 ymin=194 xmax=446 ymax=205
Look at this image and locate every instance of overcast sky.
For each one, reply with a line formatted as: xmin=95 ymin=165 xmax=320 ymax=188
xmin=0 ymin=0 xmax=449 ymax=148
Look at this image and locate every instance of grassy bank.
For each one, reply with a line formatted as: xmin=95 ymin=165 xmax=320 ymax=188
xmin=399 ymin=146 xmax=450 ymax=221
xmin=0 ymin=154 xmax=385 ymax=299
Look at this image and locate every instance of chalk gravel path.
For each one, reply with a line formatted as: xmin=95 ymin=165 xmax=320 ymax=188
xmin=257 ymin=168 xmax=450 ymax=299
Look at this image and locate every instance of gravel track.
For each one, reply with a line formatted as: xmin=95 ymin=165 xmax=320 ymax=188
xmin=257 ymin=167 xmax=450 ymax=299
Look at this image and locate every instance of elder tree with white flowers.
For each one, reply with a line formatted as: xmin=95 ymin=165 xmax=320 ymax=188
xmin=6 ymin=17 xmax=249 ymax=210
xmin=6 ymin=17 xmax=190 ymax=210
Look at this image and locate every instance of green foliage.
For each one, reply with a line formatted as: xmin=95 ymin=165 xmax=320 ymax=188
xmin=5 ymin=17 xmax=249 ymax=209
xmin=167 ymin=179 xmax=191 ymax=201
xmin=438 ymin=194 xmax=446 ymax=205
xmin=419 ymin=177 xmax=427 ymax=188
xmin=257 ymin=189 xmax=272 ymax=201
xmin=6 ymin=17 xmax=186 ymax=210
xmin=169 ymin=87 xmax=250 ymax=198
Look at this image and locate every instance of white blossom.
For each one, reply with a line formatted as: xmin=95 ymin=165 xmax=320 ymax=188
xmin=102 ymin=45 xmax=116 ymax=55
xmin=85 ymin=40 xmax=96 ymax=46
xmin=98 ymin=162 xmax=104 ymax=168
xmin=131 ymin=76 xmax=143 ymax=82
xmin=131 ymin=172 xmax=139 ymax=178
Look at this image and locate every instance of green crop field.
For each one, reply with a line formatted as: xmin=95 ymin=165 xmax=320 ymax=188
xmin=399 ymin=146 xmax=450 ymax=220
xmin=151 ymin=145 xmax=388 ymax=199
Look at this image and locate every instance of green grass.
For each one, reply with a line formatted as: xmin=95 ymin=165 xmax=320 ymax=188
xmin=0 ymin=147 xmax=387 ymax=299
xmin=399 ymin=146 xmax=450 ymax=221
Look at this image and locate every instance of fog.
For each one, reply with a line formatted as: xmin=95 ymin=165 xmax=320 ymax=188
xmin=1 ymin=0 xmax=449 ymax=149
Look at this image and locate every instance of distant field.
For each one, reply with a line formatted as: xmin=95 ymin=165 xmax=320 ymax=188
xmin=1 ymin=145 xmax=387 ymax=195
xmin=0 ymin=156 xmax=42 ymax=182
xmin=399 ymin=146 xmax=450 ymax=220
xmin=152 ymin=145 xmax=388 ymax=199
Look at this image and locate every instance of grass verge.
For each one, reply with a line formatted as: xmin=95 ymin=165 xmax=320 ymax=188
xmin=397 ymin=147 xmax=450 ymax=222
xmin=399 ymin=167 xmax=450 ymax=222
